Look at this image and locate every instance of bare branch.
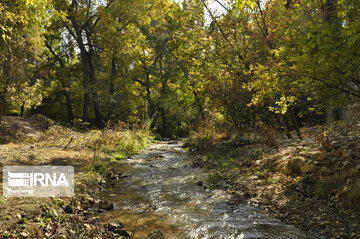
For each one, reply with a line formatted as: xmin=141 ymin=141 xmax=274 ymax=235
xmin=214 ymin=0 xmax=229 ymax=11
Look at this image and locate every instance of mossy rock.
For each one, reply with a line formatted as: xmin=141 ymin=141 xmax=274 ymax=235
xmin=287 ymin=156 xmax=306 ymax=177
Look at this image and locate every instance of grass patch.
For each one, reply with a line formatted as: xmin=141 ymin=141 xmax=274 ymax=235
xmin=219 ymin=157 xmax=235 ymax=168
xmin=267 ymin=176 xmax=279 ymax=184
xmin=111 ymin=151 xmax=126 ymax=160
xmin=38 ymin=121 xmax=153 ymax=162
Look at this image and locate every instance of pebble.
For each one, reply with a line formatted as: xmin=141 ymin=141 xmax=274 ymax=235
xmin=196 ymin=181 xmax=203 ymax=186
xmin=19 ymin=232 xmax=28 ymax=237
xmin=54 ymin=235 xmax=67 ymax=239
xmin=99 ymin=200 xmax=114 ymax=211
xmin=114 ymin=229 xmax=130 ymax=237
xmin=108 ymin=222 xmax=124 ymax=231
xmin=147 ymin=229 xmax=164 ymax=239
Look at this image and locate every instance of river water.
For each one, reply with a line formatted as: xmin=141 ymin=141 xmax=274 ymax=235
xmin=99 ymin=141 xmax=310 ymax=239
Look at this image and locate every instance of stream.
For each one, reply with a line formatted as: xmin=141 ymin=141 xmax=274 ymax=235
xmin=99 ymin=141 xmax=311 ymax=239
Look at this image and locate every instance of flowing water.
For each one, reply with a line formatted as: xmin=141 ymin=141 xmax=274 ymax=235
xmin=99 ymin=141 xmax=311 ymax=239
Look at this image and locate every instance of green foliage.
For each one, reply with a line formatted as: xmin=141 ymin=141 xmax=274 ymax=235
xmin=267 ymin=176 xmax=279 ymax=185
xmin=1 ymin=0 xmax=359 ymax=140
xmin=0 ymin=0 xmax=57 ymax=115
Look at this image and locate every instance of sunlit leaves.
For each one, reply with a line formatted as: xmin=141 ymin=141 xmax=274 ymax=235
xmin=235 ymin=0 xmax=256 ymax=11
xmin=8 ymin=80 xmax=45 ymax=110
xmin=0 ymin=0 xmax=56 ymax=115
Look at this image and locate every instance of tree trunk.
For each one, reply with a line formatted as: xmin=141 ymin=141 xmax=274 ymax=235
xmin=290 ymin=108 xmax=302 ymax=140
xmin=172 ymin=54 xmax=205 ymax=121
xmin=271 ymin=111 xmax=292 ymax=139
xmin=193 ymin=90 xmax=205 ymax=121
xmin=79 ymin=49 xmax=103 ymax=127
xmin=159 ymin=57 xmax=168 ymax=137
xmin=332 ymin=108 xmax=341 ymax=121
xmin=90 ymin=69 xmax=104 ymax=128
xmin=81 ymin=57 xmax=91 ymax=122
xmin=0 ymin=60 xmax=13 ymax=122
xmin=180 ymin=68 xmax=205 ymax=121
xmin=282 ymin=120 xmax=293 ymax=139
xmin=93 ymin=100 xmax=103 ymax=127
xmin=145 ymin=71 xmax=155 ymax=119
xmin=64 ymin=91 xmax=74 ymax=123
xmin=83 ymin=92 xmax=90 ymax=122
xmin=160 ymin=107 xmax=167 ymax=137
xmin=45 ymin=40 xmax=74 ymax=124
xmin=108 ymin=54 xmax=116 ymax=119
xmin=0 ymin=98 xmax=5 ymax=122
xmin=20 ymin=101 xmax=25 ymax=117
xmin=68 ymin=18 xmax=92 ymax=123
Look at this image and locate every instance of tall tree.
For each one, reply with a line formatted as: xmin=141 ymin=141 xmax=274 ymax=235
xmin=0 ymin=0 xmax=52 ymax=120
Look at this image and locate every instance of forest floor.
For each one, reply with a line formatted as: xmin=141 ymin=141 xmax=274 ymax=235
xmin=187 ymin=121 xmax=360 ymax=239
xmin=0 ymin=115 xmax=153 ymax=239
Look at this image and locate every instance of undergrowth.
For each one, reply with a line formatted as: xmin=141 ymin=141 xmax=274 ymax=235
xmin=38 ymin=120 xmax=153 ymax=160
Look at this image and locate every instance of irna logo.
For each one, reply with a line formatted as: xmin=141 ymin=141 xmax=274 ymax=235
xmin=8 ymin=172 xmax=69 ymax=187
xmin=3 ymin=166 xmax=74 ymax=197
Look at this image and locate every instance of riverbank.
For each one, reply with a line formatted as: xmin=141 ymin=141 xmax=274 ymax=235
xmin=187 ymin=121 xmax=360 ymax=239
xmin=0 ymin=115 xmax=153 ymax=238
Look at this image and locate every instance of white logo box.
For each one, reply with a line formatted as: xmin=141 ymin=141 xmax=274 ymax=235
xmin=3 ymin=166 xmax=74 ymax=197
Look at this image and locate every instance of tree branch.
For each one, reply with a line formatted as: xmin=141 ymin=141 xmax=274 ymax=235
xmin=214 ymin=0 xmax=229 ymax=11
xmin=44 ymin=39 xmax=65 ymax=68
xmin=200 ymin=0 xmax=247 ymax=67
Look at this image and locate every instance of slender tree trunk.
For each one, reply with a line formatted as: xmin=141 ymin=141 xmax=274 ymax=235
xmin=20 ymin=101 xmax=25 ymax=117
xmin=80 ymin=51 xmax=103 ymax=127
xmin=290 ymin=108 xmax=302 ymax=139
xmin=159 ymin=57 xmax=168 ymax=137
xmin=45 ymin=41 xmax=75 ymax=124
xmin=193 ymin=90 xmax=205 ymax=121
xmin=171 ymin=53 xmax=205 ymax=121
xmin=145 ymin=71 xmax=154 ymax=119
xmin=108 ymin=54 xmax=116 ymax=119
xmin=59 ymin=82 xmax=75 ymax=124
xmin=332 ymin=108 xmax=341 ymax=121
xmin=282 ymin=119 xmax=293 ymax=139
xmin=179 ymin=67 xmax=205 ymax=121
xmin=88 ymin=49 xmax=103 ymax=128
xmin=93 ymin=99 xmax=103 ymax=127
xmin=82 ymin=59 xmax=91 ymax=122
xmin=0 ymin=61 xmax=13 ymax=122
xmin=0 ymin=98 xmax=5 ymax=122
xmin=160 ymin=108 xmax=167 ymax=137
xmin=64 ymin=91 xmax=74 ymax=123
xmin=271 ymin=111 xmax=292 ymax=139
xmin=83 ymin=93 xmax=90 ymax=122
